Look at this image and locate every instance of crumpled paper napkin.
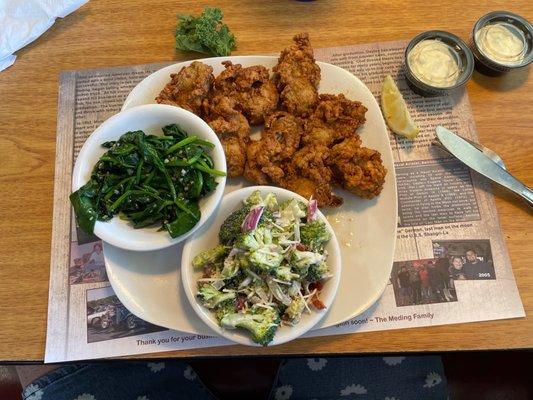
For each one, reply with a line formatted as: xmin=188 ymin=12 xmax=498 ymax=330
xmin=0 ymin=0 xmax=89 ymax=71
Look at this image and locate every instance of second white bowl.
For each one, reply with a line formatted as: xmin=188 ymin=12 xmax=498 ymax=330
xmin=181 ymin=186 xmax=342 ymax=346
xmin=72 ymin=104 xmax=227 ymax=251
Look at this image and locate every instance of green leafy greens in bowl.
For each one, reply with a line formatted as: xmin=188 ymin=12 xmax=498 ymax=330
xmin=191 ymin=190 xmax=335 ymax=346
xmin=70 ymin=124 xmax=225 ymax=239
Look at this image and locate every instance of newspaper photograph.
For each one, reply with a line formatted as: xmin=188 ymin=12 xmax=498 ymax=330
xmin=45 ymin=40 xmax=524 ymax=362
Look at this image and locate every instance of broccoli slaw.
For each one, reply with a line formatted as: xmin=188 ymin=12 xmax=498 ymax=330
xmin=191 ymin=190 xmax=334 ymax=346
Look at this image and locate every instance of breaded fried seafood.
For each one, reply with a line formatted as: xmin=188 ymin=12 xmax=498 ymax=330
xmin=328 ymin=137 xmax=387 ymax=199
xmin=156 ymin=61 xmax=213 ymax=116
xmin=213 ymin=61 xmax=278 ymax=125
xmin=155 ymin=33 xmax=386 ymax=205
xmin=273 ymin=33 xmax=321 ymax=117
xmin=302 ymin=94 xmax=367 ymax=147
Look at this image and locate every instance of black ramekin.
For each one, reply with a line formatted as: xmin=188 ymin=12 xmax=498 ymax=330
xmin=470 ymin=11 xmax=533 ymax=76
xmin=404 ymin=30 xmax=474 ymax=97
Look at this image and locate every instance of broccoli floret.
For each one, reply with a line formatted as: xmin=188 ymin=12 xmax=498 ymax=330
xmin=255 ymin=226 xmax=273 ymax=245
xmin=219 ymin=204 xmax=273 ymax=246
xmin=220 ymin=250 xmax=241 ymax=279
xmin=220 ymin=251 xmax=252 ymax=280
xmin=235 ymin=232 xmax=261 ymax=251
xmin=257 ymin=208 xmax=274 ymax=227
xmin=244 ymin=190 xmax=263 ymax=206
xmin=279 ymin=199 xmax=307 ymax=218
xmin=219 ymin=205 xmax=251 ymax=245
xmin=277 ymin=199 xmax=306 ymax=227
xmin=274 ymin=265 xmax=300 ymax=282
xmin=220 ymin=306 xmax=280 ymax=346
xmin=290 ymin=250 xmax=325 ymax=274
xmin=224 ymin=270 xmax=246 ymax=290
xmin=197 ymin=284 xmax=236 ymax=309
xmin=263 ymin=193 xmax=278 ymax=211
xmin=236 ymin=252 xmax=251 ymax=270
xmin=306 ymin=261 xmax=330 ymax=282
xmin=221 ymin=258 xmax=239 ymax=279
xmin=300 ymin=220 xmax=331 ymax=252
xmin=192 ymin=244 xmax=229 ymax=268
xmin=279 ymin=199 xmax=306 ymax=215
xmin=285 ymin=297 xmax=306 ymax=324
xmin=249 ymin=249 xmax=284 ymax=273
xmin=235 ymin=226 xmax=273 ymax=251
xmin=278 ymin=199 xmax=290 ymax=210
xmin=214 ymin=299 xmax=237 ymax=322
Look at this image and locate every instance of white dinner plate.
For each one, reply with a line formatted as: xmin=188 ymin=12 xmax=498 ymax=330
xmin=105 ymin=56 xmax=397 ymax=334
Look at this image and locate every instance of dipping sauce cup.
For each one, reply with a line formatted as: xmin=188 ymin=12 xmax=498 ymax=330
xmin=471 ymin=11 xmax=533 ymax=75
xmin=404 ymin=31 xmax=474 ymax=97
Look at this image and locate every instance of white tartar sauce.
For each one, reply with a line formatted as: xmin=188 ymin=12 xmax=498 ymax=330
xmin=407 ymin=39 xmax=461 ymax=88
xmin=475 ymin=22 xmax=526 ymax=65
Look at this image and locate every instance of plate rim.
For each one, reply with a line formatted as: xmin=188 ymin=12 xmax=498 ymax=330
xmin=104 ymin=241 xmax=215 ymax=334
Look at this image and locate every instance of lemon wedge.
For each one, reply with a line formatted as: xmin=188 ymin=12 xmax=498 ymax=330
xmin=381 ymin=75 xmax=419 ymax=139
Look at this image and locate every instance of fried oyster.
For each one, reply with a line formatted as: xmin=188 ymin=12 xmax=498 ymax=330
xmin=273 ymin=33 xmax=321 ymax=117
xmin=302 ymin=94 xmax=367 ymax=147
xmin=202 ymin=94 xmax=250 ymax=177
xmin=243 ymin=112 xmax=303 ymax=185
xmin=155 ymin=61 xmax=214 ymax=116
xmin=328 ymin=137 xmax=387 ymax=199
xmin=278 ymin=145 xmax=343 ymax=208
xmin=214 ymin=61 xmax=279 ymax=125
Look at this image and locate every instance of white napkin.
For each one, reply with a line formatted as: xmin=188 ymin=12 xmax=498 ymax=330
xmin=0 ymin=0 xmax=89 ymax=71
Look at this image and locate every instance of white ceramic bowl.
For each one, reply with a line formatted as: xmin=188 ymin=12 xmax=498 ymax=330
xmin=72 ymin=104 xmax=227 ymax=251
xmin=181 ymin=186 xmax=342 ymax=346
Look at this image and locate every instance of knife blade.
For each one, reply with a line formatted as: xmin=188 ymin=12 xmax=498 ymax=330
xmin=435 ymin=126 xmax=533 ymax=207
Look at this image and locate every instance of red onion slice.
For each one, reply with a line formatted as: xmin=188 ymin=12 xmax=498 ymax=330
xmin=241 ymin=205 xmax=264 ymax=232
xmin=307 ymin=199 xmax=318 ymax=222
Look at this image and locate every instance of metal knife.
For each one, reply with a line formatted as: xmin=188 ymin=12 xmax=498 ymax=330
xmin=435 ymin=126 xmax=533 ymax=208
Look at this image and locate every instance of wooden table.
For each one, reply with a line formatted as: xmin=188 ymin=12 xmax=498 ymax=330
xmin=0 ymin=0 xmax=532 ymax=362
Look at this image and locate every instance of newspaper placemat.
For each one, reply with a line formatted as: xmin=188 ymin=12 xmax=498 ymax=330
xmin=45 ymin=40 xmax=524 ymax=362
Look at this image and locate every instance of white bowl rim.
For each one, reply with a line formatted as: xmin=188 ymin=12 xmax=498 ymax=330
xmin=181 ymin=185 xmax=342 ymax=346
xmin=72 ymin=104 xmax=227 ymax=251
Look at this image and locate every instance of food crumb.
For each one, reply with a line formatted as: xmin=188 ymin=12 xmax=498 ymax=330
xmin=344 ymin=242 xmax=351 ymax=247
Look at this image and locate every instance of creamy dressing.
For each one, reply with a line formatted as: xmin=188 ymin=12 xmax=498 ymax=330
xmin=475 ymin=22 xmax=526 ymax=65
xmin=407 ymin=39 xmax=462 ymax=88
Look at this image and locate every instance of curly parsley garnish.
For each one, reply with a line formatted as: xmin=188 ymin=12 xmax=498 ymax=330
xmin=175 ymin=7 xmax=236 ymax=57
